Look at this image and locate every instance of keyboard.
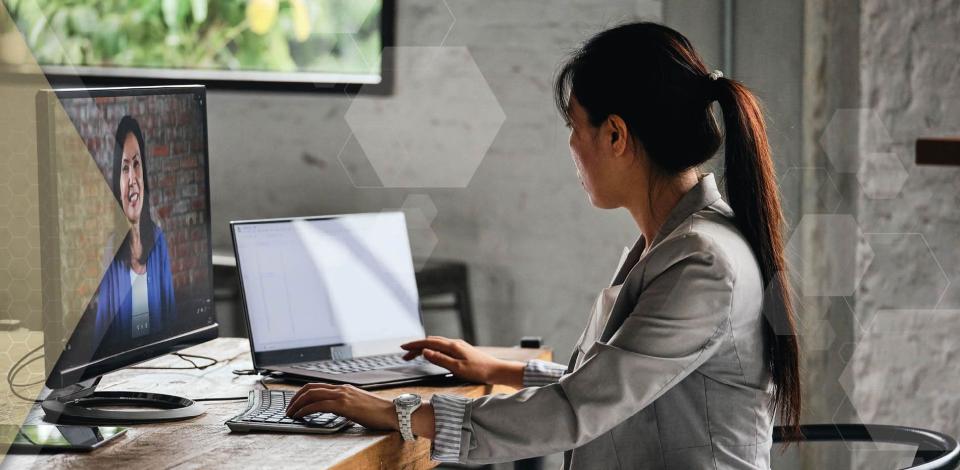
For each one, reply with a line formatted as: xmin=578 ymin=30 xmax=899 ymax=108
xmin=291 ymin=352 xmax=426 ymax=375
xmin=226 ymin=390 xmax=352 ymax=434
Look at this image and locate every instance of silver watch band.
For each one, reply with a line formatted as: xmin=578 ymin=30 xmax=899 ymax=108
xmin=394 ymin=395 xmax=421 ymax=442
xmin=398 ymin=407 xmax=416 ymax=441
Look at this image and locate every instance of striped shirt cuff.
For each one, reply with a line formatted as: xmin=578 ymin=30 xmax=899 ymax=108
xmin=523 ymin=359 xmax=567 ymax=387
xmin=430 ymin=394 xmax=471 ymax=462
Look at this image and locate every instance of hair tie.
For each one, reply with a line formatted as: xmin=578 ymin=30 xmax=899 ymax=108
xmin=705 ymin=70 xmax=725 ymax=102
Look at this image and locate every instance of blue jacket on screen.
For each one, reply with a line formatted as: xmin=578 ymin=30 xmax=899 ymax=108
xmin=94 ymin=226 xmax=176 ymax=341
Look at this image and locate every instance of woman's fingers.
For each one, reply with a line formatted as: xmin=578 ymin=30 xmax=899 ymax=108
xmin=402 ymin=349 xmax=422 ymax=361
xmin=288 ymin=399 xmax=340 ymax=419
xmin=421 ymin=348 xmax=459 ymax=372
xmin=287 ymin=388 xmax=341 ymax=417
xmin=288 ymin=382 xmax=335 ymax=407
xmin=287 ymin=387 xmax=342 ymax=418
xmin=401 ymin=338 xmax=440 ymax=351
xmin=401 ymin=337 xmax=462 ymax=357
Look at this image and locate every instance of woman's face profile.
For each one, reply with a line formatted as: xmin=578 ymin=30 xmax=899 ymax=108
xmin=119 ymin=132 xmax=145 ymax=224
xmin=567 ymin=96 xmax=624 ymax=209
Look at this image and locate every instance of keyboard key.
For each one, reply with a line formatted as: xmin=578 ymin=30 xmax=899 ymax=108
xmin=228 ymin=390 xmax=352 ymax=434
xmin=291 ymin=353 xmax=418 ymax=374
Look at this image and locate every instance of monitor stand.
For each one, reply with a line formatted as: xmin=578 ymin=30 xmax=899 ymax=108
xmin=41 ymin=377 xmax=205 ymax=424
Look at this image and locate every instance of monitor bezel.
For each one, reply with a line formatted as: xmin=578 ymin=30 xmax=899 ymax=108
xmin=229 ymin=212 xmax=426 ymax=369
xmin=37 ymin=85 xmax=219 ymax=390
xmin=30 ymin=1 xmax=396 ymax=95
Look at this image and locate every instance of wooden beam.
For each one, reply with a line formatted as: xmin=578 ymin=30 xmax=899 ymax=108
xmin=916 ymin=137 xmax=960 ymax=166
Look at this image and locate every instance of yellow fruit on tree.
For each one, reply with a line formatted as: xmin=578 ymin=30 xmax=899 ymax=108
xmin=246 ymin=0 xmax=279 ymax=35
xmin=291 ymin=0 xmax=311 ymax=42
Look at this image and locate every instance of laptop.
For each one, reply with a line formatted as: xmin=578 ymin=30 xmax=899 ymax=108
xmin=230 ymin=212 xmax=451 ymax=387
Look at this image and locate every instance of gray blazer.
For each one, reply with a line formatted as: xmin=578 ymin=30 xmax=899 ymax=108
xmin=454 ymin=174 xmax=773 ymax=469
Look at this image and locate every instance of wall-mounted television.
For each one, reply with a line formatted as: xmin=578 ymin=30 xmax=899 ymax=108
xmin=1 ymin=0 xmax=394 ymax=93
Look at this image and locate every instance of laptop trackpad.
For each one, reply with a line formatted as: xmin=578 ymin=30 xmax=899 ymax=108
xmin=392 ymin=364 xmax=448 ymax=375
xmin=348 ymin=369 xmax=415 ymax=383
xmin=349 ymin=365 xmax=448 ymax=382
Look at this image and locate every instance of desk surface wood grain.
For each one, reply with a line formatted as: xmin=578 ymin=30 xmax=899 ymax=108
xmin=1 ymin=337 xmax=551 ymax=469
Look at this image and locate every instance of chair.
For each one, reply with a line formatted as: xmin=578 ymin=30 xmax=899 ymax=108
xmin=415 ymin=260 xmax=477 ymax=344
xmin=212 ymin=252 xmax=245 ymax=337
xmin=774 ymin=424 xmax=960 ymax=469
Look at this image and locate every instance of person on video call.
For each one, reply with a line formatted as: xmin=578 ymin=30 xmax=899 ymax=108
xmin=94 ymin=115 xmax=176 ymax=342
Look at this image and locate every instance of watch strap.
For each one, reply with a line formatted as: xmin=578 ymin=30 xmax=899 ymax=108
xmin=398 ymin=407 xmax=415 ymax=441
xmin=395 ymin=398 xmax=420 ymax=441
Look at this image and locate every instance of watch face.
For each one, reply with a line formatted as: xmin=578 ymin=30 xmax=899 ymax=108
xmin=394 ymin=393 xmax=421 ymax=407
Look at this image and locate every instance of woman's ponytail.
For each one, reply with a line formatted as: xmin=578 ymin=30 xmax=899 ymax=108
xmin=715 ymin=78 xmax=802 ymax=440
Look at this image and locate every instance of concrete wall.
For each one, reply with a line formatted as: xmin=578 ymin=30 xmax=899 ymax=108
xmin=207 ymin=0 xmax=662 ymax=357
xmin=795 ymin=0 xmax=960 ymax=467
xmin=208 ymin=0 xmax=806 ymax=355
xmin=847 ymin=0 xmax=960 ymax=467
xmin=794 ymin=1 xmax=864 ymax=468
xmin=206 ymin=0 xmax=809 ymax=466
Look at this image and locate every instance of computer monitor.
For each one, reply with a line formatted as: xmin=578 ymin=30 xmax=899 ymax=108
xmin=35 ymin=85 xmax=217 ymax=423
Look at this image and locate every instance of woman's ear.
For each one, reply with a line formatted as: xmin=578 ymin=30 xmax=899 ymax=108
xmin=606 ymin=114 xmax=629 ymax=157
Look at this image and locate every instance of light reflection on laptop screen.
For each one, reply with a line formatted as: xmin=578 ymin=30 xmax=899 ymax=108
xmin=233 ymin=212 xmax=424 ymax=357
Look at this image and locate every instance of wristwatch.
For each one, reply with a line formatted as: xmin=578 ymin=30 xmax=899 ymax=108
xmin=393 ymin=393 xmax=422 ymax=442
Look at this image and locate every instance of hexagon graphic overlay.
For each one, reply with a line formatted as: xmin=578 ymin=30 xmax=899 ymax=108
xmin=343 ymin=46 xmax=505 ymax=188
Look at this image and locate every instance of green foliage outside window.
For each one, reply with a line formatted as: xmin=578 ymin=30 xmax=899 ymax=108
xmin=1 ymin=0 xmax=382 ymax=75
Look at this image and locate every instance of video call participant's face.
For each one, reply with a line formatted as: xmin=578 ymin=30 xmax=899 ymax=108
xmin=120 ymin=132 xmax=145 ymax=224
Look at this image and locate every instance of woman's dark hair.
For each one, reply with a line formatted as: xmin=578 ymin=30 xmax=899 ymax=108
xmin=555 ymin=22 xmax=801 ymax=439
xmin=112 ymin=115 xmax=157 ymax=267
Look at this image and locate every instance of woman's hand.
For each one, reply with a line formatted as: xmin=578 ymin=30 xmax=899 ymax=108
xmin=401 ymin=336 xmax=526 ymax=388
xmin=285 ymin=383 xmax=397 ymax=431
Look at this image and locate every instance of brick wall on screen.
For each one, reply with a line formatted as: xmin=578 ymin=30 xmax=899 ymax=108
xmin=62 ymin=93 xmax=209 ymax=293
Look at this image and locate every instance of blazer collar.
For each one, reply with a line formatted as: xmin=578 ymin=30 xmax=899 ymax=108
xmin=650 ymin=172 xmax=723 ymax=248
xmin=610 ymin=173 xmax=724 ymax=286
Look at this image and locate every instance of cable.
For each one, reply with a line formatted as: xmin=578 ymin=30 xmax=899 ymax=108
xmin=6 ymin=344 xmax=42 ymax=383
xmin=175 ymin=353 xmax=200 ymax=369
xmin=8 ymin=385 xmax=44 ymax=403
xmin=8 ymin=354 xmax=45 ymax=387
xmin=128 ymin=352 xmax=218 ymax=370
xmin=7 ymin=348 xmax=221 ymax=403
xmin=190 ymin=374 xmax=273 ymax=402
xmin=6 ymin=344 xmax=45 ymax=403
xmin=8 ymin=347 xmax=266 ymax=404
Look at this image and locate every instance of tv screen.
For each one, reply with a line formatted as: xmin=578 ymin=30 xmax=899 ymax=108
xmin=37 ymin=86 xmax=217 ymax=388
xmin=2 ymin=0 xmax=391 ymax=92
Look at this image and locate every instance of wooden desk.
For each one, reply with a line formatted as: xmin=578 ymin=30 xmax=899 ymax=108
xmin=2 ymin=337 xmax=551 ymax=469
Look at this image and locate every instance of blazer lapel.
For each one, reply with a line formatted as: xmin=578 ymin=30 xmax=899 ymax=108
xmin=597 ymin=173 xmax=725 ymax=344
xmin=610 ymin=236 xmax=646 ymax=287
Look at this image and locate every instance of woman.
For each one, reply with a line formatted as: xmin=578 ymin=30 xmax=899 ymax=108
xmin=94 ymin=115 xmax=176 ymax=343
xmin=286 ymin=22 xmax=800 ymax=469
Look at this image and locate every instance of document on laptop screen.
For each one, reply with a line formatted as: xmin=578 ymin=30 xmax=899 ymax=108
xmin=233 ymin=213 xmax=425 ymax=357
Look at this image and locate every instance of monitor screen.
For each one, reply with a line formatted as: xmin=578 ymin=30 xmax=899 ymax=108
xmin=37 ymin=86 xmax=216 ymax=388
xmin=2 ymin=0 xmax=391 ymax=91
xmin=232 ymin=213 xmax=424 ymax=364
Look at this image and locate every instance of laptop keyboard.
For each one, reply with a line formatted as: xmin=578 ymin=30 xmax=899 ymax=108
xmin=292 ymin=352 xmax=426 ymax=375
xmin=227 ymin=390 xmax=352 ymax=433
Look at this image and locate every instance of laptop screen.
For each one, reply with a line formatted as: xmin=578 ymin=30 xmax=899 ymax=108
xmin=231 ymin=212 xmax=425 ymax=365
